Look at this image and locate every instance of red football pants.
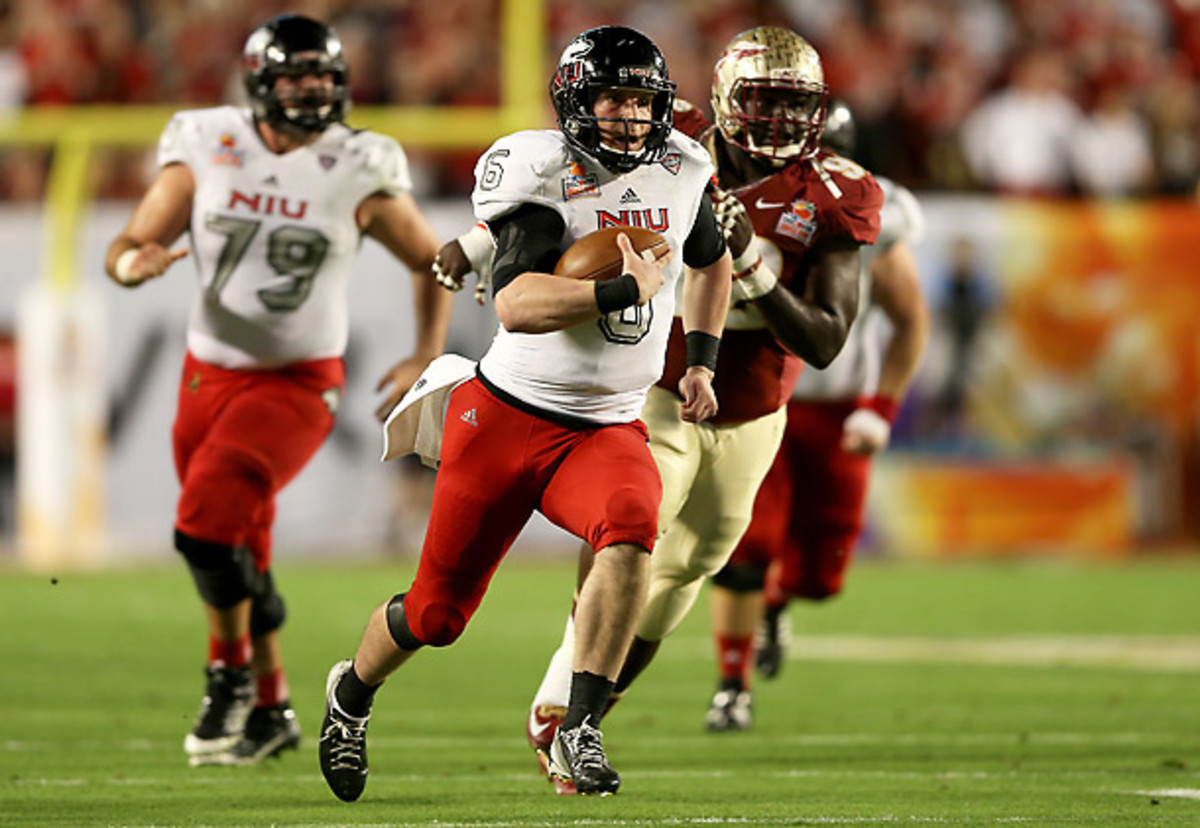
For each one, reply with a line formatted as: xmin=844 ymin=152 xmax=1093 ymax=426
xmin=172 ymin=351 xmax=343 ymax=571
xmin=401 ymin=378 xmax=662 ymax=646
xmin=729 ymin=399 xmax=871 ymax=601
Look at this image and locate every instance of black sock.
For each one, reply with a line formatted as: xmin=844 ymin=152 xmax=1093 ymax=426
xmin=614 ymin=636 xmax=660 ymax=694
xmin=334 ymin=662 xmax=380 ymax=718
xmin=562 ymin=671 xmax=614 ymax=730
xmin=763 ymin=604 xmax=786 ymax=642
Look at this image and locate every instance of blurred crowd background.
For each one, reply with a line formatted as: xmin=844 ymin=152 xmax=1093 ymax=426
xmin=2 ymin=0 xmax=1200 ymax=200
xmin=4 ymin=0 xmax=1200 ymax=557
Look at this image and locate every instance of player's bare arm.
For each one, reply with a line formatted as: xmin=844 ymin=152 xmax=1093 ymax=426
xmin=677 ymin=209 xmax=731 ymax=423
xmin=489 ymin=202 xmax=668 ymax=334
xmin=105 ymin=163 xmax=193 ymax=287
xmin=497 ymin=234 xmax=668 ymax=333
xmin=678 ymin=248 xmax=731 ymax=423
xmin=840 ymin=238 xmax=929 ymax=455
xmin=755 ymin=238 xmax=860 ymax=368
xmin=870 ymin=239 xmax=929 ymax=402
xmin=714 ymin=183 xmax=861 ymax=368
xmin=671 ymin=187 xmax=733 ymax=423
xmin=494 ymin=272 xmax=603 ymax=333
xmin=434 ymin=224 xmax=493 ymax=305
xmin=359 ymin=191 xmax=454 ymax=420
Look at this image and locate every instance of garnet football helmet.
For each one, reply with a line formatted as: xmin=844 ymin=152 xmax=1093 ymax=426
xmin=821 ymin=98 xmax=856 ymax=157
xmin=550 ymin=26 xmax=676 ymax=173
xmin=242 ymin=15 xmax=349 ymax=133
xmin=711 ymin=26 xmax=828 ymax=165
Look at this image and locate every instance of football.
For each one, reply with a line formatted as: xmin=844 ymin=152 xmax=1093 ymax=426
xmin=553 ymin=226 xmax=670 ymax=281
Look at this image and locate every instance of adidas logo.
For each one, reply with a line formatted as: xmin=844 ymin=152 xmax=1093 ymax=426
xmin=460 ymin=408 xmax=479 ymax=427
xmin=261 ymin=174 xmax=279 ymax=186
xmin=619 ymin=188 xmax=640 ymax=204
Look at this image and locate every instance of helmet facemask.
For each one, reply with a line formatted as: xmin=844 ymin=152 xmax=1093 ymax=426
xmin=243 ymin=15 xmax=350 ymax=134
xmin=724 ymin=79 xmax=826 ymax=164
xmin=712 ymin=27 xmax=828 ymax=166
xmin=551 ymin=27 xmax=677 ymax=174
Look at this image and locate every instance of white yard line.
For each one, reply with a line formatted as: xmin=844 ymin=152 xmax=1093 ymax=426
xmin=1126 ymin=789 xmax=1200 ymax=801
xmin=665 ymin=634 xmax=1200 ymax=672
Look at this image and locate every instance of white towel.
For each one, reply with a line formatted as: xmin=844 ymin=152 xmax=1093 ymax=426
xmin=381 ymin=353 xmax=477 ymax=467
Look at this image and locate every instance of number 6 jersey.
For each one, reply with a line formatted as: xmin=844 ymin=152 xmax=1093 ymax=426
xmin=158 ymin=105 xmax=412 ymax=368
xmin=472 ymin=128 xmax=714 ymax=424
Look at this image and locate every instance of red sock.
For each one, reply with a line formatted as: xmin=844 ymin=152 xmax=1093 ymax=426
xmin=208 ymin=634 xmax=252 ymax=668
xmin=715 ymin=634 xmax=754 ymax=689
xmin=256 ymin=668 xmax=289 ymax=708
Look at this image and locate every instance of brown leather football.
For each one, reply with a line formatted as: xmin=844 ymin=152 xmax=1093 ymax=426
xmin=553 ymin=226 xmax=670 ymax=281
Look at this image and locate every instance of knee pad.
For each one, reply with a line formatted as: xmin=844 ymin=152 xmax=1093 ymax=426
xmin=175 ymin=529 xmax=257 ymax=609
xmin=389 ymin=592 xmax=466 ymax=648
xmin=711 ymin=561 xmax=766 ymax=593
xmin=250 ymin=568 xmax=287 ymax=637
xmin=385 ymin=593 xmax=425 ymax=651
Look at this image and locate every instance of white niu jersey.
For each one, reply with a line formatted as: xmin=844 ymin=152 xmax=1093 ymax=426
xmin=473 ymin=129 xmax=713 ymax=424
xmin=158 ymin=106 xmax=412 ymax=368
xmin=792 ymin=176 xmax=925 ymax=400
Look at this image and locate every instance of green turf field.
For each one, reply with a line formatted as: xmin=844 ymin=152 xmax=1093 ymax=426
xmin=2 ymin=554 xmax=1197 ymax=825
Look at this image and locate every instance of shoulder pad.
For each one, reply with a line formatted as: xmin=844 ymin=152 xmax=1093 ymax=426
xmin=157 ymin=106 xmax=233 ymax=168
xmin=344 ymin=129 xmax=412 ymax=195
xmin=671 ymin=102 xmax=712 ymax=143
xmin=876 ymin=176 xmax=925 ymax=247
xmin=471 ymin=130 xmax=572 ymax=222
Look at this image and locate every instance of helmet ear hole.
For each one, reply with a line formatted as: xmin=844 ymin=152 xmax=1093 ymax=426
xmin=242 ymin=14 xmax=350 ymax=133
xmin=550 ymin=26 xmax=677 ymax=174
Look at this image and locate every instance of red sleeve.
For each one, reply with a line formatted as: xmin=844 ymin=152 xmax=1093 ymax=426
xmin=672 ymin=99 xmax=711 ymax=142
xmin=810 ymin=152 xmax=884 ymax=246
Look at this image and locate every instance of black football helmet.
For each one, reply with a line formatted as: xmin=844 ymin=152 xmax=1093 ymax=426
xmin=550 ymin=26 xmax=676 ymax=173
xmin=820 ymin=98 xmax=859 ymax=156
xmin=242 ymin=14 xmax=349 ymax=133
xmin=821 ymin=99 xmax=856 ymax=157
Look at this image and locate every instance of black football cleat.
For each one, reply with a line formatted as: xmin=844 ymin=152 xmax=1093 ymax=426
xmin=210 ymin=703 xmax=301 ymax=765
xmin=319 ymin=660 xmax=371 ymax=802
xmin=184 ymin=664 xmax=255 ymax=765
xmin=547 ymin=716 xmax=620 ymax=796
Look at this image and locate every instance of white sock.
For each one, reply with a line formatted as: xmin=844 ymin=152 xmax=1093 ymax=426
xmin=531 ymin=613 xmax=575 ymax=710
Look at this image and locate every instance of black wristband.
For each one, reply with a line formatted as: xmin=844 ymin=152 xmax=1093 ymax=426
xmin=685 ymin=330 xmax=720 ymax=372
xmin=595 ymin=273 xmax=640 ymax=314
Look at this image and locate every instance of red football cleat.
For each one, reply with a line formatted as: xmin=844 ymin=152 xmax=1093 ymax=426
xmin=527 ymin=704 xmax=576 ymax=795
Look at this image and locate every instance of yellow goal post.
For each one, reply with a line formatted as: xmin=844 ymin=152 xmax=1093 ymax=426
xmin=0 ymin=0 xmax=544 ymax=569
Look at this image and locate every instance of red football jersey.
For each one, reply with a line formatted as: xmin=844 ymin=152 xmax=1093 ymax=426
xmin=659 ymin=103 xmax=883 ymax=424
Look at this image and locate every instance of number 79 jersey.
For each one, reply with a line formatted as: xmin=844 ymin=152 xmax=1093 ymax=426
xmin=158 ymin=106 xmax=413 ymax=369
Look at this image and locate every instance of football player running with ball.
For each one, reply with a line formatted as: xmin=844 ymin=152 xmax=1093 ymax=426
xmin=104 ymin=14 xmax=452 ymax=766
xmin=318 ymin=26 xmax=730 ymax=801
xmin=511 ymin=26 xmax=886 ymax=790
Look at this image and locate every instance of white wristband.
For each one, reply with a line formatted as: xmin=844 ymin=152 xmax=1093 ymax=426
xmin=844 ymin=407 xmax=891 ymax=446
xmin=114 ymin=248 xmax=139 ymax=284
xmin=732 ymin=244 xmax=760 ymax=274
xmin=731 ymin=258 xmax=778 ymax=302
xmin=457 ymin=223 xmax=494 ymax=277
